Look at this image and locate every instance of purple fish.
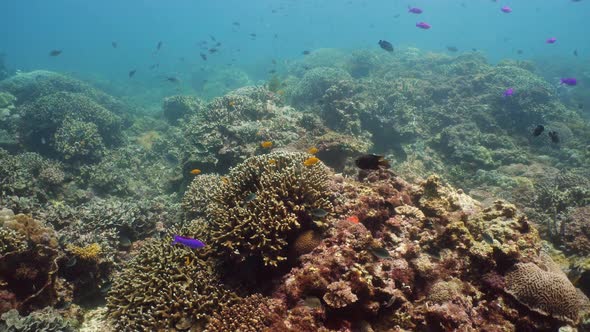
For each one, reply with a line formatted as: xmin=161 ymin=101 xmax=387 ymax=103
xmin=408 ymin=7 xmax=423 ymax=14
xmin=546 ymin=37 xmax=557 ymax=44
xmin=171 ymin=235 xmax=206 ymax=249
xmin=501 ymin=6 xmax=512 ymax=13
xmin=416 ymin=22 xmax=431 ymax=29
xmin=560 ymin=78 xmax=577 ymax=86
xmin=503 ymin=88 xmax=514 ymax=97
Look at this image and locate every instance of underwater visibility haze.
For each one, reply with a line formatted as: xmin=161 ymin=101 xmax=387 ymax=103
xmin=0 ymin=0 xmax=590 ymax=331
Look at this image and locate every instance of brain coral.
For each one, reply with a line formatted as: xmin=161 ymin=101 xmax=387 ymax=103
xmin=106 ymin=237 xmax=235 ymax=331
xmin=505 ymin=259 xmax=590 ymax=324
xmin=206 ymin=151 xmax=333 ymax=267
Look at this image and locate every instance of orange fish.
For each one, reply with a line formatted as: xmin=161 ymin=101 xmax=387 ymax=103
xmin=268 ymin=159 xmax=277 ymax=165
xmin=190 ymin=169 xmax=202 ymax=175
xmin=346 ymin=216 xmax=360 ymax=224
xmin=303 ymin=156 xmax=320 ymax=167
xmin=261 ymin=141 xmax=273 ymax=149
xmin=228 ymin=101 xmax=236 ymax=107
xmin=308 ymin=147 xmax=318 ymax=155
xmin=221 ymin=176 xmax=230 ymax=184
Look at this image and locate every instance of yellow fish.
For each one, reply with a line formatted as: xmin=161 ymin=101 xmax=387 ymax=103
xmin=221 ymin=176 xmax=230 ymax=184
xmin=268 ymin=159 xmax=277 ymax=165
xmin=308 ymin=147 xmax=318 ymax=155
xmin=303 ymin=157 xmax=320 ymax=167
xmin=190 ymin=169 xmax=202 ymax=175
xmin=228 ymin=101 xmax=236 ymax=107
xmin=261 ymin=141 xmax=273 ymax=149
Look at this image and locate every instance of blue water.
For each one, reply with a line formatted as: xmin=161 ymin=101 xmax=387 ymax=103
xmin=1 ymin=0 xmax=588 ymax=93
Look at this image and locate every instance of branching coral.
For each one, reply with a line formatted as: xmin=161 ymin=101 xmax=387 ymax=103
xmin=106 ymin=237 xmax=235 ymax=331
xmin=182 ymin=174 xmax=221 ymax=220
xmin=53 ymin=118 xmax=105 ymax=161
xmin=206 ymin=151 xmax=333 ymax=267
xmin=162 ymin=95 xmax=204 ymax=124
xmin=205 ymin=294 xmax=285 ymax=332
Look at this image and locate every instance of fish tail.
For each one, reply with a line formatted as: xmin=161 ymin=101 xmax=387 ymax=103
xmin=379 ymin=158 xmax=391 ymax=168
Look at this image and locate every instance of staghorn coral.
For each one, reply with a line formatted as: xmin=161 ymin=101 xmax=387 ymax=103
xmin=53 ymin=118 xmax=105 ymax=161
xmin=205 ymin=294 xmax=285 ymax=332
xmin=181 ymin=174 xmax=221 ymax=220
xmin=206 ymin=151 xmax=333 ymax=267
xmin=106 ymin=236 xmax=235 ymax=331
xmin=505 ymin=259 xmax=590 ymax=324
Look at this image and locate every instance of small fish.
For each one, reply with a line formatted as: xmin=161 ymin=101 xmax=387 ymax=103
xmin=268 ymin=69 xmax=277 ymax=74
xmin=355 ymin=154 xmax=390 ymax=170
xmin=228 ymin=101 xmax=236 ymax=107
xmin=221 ymin=176 xmax=230 ymax=184
xmin=200 ymin=53 xmax=207 ymax=61
xmin=578 ymin=103 xmax=584 ymax=110
xmin=303 ymin=296 xmax=323 ymax=309
xmin=532 ymin=125 xmax=545 ymax=137
xmin=346 ymin=215 xmax=360 ymax=224
xmin=503 ymin=87 xmax=514 ymax=98
xmin=112 ymin=41 xmax=118 ymax=48
xmin=500 ymin=6 xmax=512 ymax=13
xmin=150 ymin=63 xmax=159 ymax=70
xmin=310 ymin=208 xmax=328 ymax=218
xmin=560 ymin=77 xmax=577 ymax=86
xmin=302 ymin=50 xmax=311 ymax=55
xmin=546 ymin=37 xmax=557 ymax=44
xmin=482 ymin=233 xmax=494 ymax=244
xmin=210 ymin=35 xmax=217 ymax=42
xmin=232 ymin=21 xmax=240 ymax=26
xmin=268 ymin=159 xmax=277 ymax=165
xmin=573 ymin=49 xmax=578 ymax=56
xmin=308 ymin=147 xmax=319 ymax=155
xmin=516 ymin=49 xmax=524 ymax=55
xmin=261 ymin=141 xmax=273 ymax=148
xmin=408 ymin=7 xmax=423 ymax=14
xmin=190 ymin=169 xmax=202 ymax=175
xmin=243 ymin=192 xmax=257 ymax=204
xmin=548 ymin=131 xmax=560 ymax=143
xmin=416 ymin=22 xmax=431 ymax=29
xmin=249 ymin=33 xmax=257 ymax=38
xmin=171 ymin=235 xmax=205 ymax=249
xmin=165 ymin=77 xmax=180 ymax=83
xmin=378 ymin=40 xmax=394 ymax=52
xmin=49 ymin=50 xmax=62 ymax=56
xmin=65 ymin=256 xmax=77 ymax=267
xmin=446 ymin=46 xmax=458 ymax=52
xmin=369 ymin=246 xmax=391 ymax=259
xmin=303 ymin=156 xmax=320 ymax=167
xmin=156 ymin=41 xmax=163 ymax=51
xmin=128 ymin=69 xmax=137 ymax=78
xmin=41 ymin=137 xmax=46 ymax=145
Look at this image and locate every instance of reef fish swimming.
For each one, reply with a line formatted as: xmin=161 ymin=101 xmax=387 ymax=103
xmin=416 ymin=22 xmax=431 ymax=29
xmin=355 ymin=154 xmax=390 ymax=170
xmin=408 ymin=7 xmax=423 ymax=14
xmin=548 ymin=131 xmax=560 ymax=143
xmin=546 ymin=37 xmax=557 ymax=44
xmin=501 ymin=6 xmax=512 ymax=13
xmin=503 ymin=88 xmax=514 ymax=97
xmin=49 ymin=50 xmax=62 ymax=56
xmin=560 ymin=77 xmax=577 ymax=86
xmin=171 ymin=235 xmax=205 ymax=249
xmin=532 ymin=124 xmax=545 ymax=136
xmin=378 ymin=40 xmax=394 ymax=52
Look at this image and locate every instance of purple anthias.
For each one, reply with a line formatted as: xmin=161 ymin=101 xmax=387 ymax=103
xmin=416 ymin=22 xmax=431 ymax=29
xmin=546 ymin=37 xmax=557 ymax=44
xmin=560 ymin=78 xmax=577 ymax=86
xmin=501 ymin=6 xmax=512 ymax=13
xmin=408 ymin=7 xmax=423 ymax=14
xmin=171 ymin=235 xmax=206 ymax=249
xmin=503 ymin=88 xmax=514 ymax=97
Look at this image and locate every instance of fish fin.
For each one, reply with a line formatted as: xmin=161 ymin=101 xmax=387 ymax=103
xmin=379 ymin=157 xmax=390 ymax=168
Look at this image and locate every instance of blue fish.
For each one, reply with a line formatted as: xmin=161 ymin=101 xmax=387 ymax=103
xmin=171 ymin=235 xmax=205 ymax=249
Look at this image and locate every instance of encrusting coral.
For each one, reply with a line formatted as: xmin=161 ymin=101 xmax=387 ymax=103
xmin=205 ymin=151 xmax=333 ymax=268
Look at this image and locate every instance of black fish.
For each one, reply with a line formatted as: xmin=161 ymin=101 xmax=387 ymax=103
xmin=532 ymin=125 xmax=544 ymax=137
xmin=378 ymin=40 xmax=394 ymax=52
xmin=302 ymin=50 xmax=311 ymax=55
xmin=548 ymin=131 xmax=560 ymax=143
xmin=200 ymin=53 xmax=207 ymax=61
xmin=446 ymin=46 xmax=458 ymax=52
xmin=156 ymin=41 xmax=163 ymax=51
xmin=210 ymin=35 xmax=217 ymax=42
xmin=249 ymin=33 xmax=257 ymax=38
xmin=215 ymin=42 xmax=222 ymax=47
xmin=128 ymin=69 xmax=137 ymax=78
xmin=516 ymin=49 xmax=524 ymax=55
xmin=208 ymin=48 xmax=218 ymax=54
xmin=165 ymin=77 xmax=179 ymax=83
xmin=232 ymin=21 xmax=240 ymax=26
xmin=574 ymin=49 xmax=578 ymax=56
xmin=150 ymin=63 xmax=159 ymax=70
xmin=355 ymin=154 xmax=390 ymax=170
xmin=49 ymin=50 xmax=62 ymax=56
xmin=112 ymin=41 xmax=118 ymax=48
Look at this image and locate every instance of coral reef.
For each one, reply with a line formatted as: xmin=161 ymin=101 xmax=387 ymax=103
xmin=562 ymin=206 xmax=590 ymax=255
xmin=205 ymin=294 xmax=285 ymax=332
xmin=162 ymin=95 xmax=204 ymax=124
xmin=0 ymin=307 xmax=77 ymax=332
xmin=181 ymin=174 xmax=221 ymax=220
xmin=205 ymin=151 xmax=333 ymax=268
xmin=106 ymin=237 xmax=235 ymax=331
